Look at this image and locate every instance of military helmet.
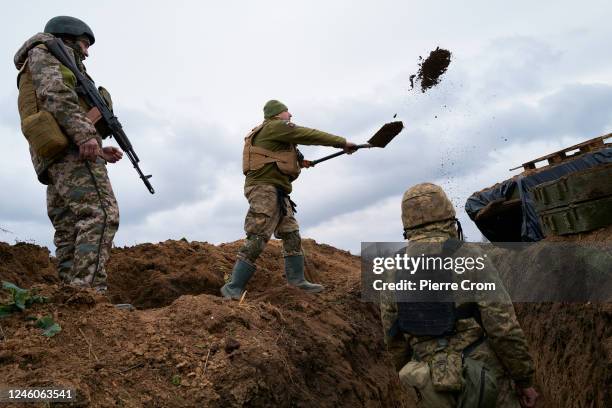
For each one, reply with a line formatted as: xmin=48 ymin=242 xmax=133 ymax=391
xmin=401 ymin=183 xmax=456 ymax=230
xmin=44 ymin=16 xmax=95 ymax=45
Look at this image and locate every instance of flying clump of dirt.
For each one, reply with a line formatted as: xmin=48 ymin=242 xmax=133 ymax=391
xmin=409 ymin=47 xmax=452 ymax=92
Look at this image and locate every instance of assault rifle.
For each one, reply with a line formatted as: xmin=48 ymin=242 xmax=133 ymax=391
xmin=45 ymin=38 xmax=155 ymax=194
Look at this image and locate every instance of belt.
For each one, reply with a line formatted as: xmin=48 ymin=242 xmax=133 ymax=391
xmin=275 ymin=187 xmax=297 ymax=217
xmin=462 ymin=335 xmax=487 ymax=359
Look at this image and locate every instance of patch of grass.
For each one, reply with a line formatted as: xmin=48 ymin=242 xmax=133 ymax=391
xmin=36 ymin=315 xmax=62 ymax=337
xmin=1 ymin=282 xmax=60 ymax=337
xmin=0 ymin=281 xmax=47 ymax=318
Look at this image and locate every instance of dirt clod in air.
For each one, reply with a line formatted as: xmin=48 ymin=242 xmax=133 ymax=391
xmin=410 ymin=47 xmax=452 ymax=92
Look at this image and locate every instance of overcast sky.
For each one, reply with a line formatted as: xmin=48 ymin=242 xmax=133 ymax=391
xmin=2 ymin=1 xmax=612 ymax=254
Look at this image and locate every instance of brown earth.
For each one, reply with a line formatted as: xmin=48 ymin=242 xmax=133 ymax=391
xmin=508 ymin=225 xmax=612 ymax=408
xmin=0 ymin=239 xmax=415 ymax=407
xmin=0 ymin=242 xmax=57 ymax=288
xmin=1 ymin=231 xmax=610 ymax=407
xmin=515 ymin=303 xmax=611 ymax=408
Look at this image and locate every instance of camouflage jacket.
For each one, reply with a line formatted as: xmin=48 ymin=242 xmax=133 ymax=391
xmin=14 ymin=32 xmax=100 ymax=184
xmin=244 ymin=118 xmax=346 ymax=193
xmin=380 ymin=223 xmax=535 ymax=388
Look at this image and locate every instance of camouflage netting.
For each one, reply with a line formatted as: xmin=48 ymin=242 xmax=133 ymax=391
xmin=466 ymin=148 xmax=612 ymax=241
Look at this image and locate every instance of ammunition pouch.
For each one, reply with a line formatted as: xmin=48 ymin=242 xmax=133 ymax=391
xmin=21 ymin=111 xmax=69 ymax=159
xmin=93 ymin=86 xmax=113 ymax=137
xmin=78 ymin=85 xmax=113 ymax=138
xmin=17 ymin=59 xmax=69 ymax=159
xmin=98 ymin=86 xmax=113 ymax=112
xmin=430 ymin=349 xmax=463 ymax=392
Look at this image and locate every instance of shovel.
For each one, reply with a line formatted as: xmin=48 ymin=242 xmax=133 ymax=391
xmin=310 ymin=121 xmax=404 ymax=166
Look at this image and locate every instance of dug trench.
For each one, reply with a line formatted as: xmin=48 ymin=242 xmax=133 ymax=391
xmin=0 ymin=239 xmax=415 ymax=407
xmin=0 ymin=233 xmax=610 ymax=407
xmin=497 ymin=225 xmax=612 ymax=408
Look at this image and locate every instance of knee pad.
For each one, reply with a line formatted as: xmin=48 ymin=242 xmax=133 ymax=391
xmin=278 ymin=230 xmax=303 ymax=257
xmin=238 ymin=234 xmax=268 ymax=263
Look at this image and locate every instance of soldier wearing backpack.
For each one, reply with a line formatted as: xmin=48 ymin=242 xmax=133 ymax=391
xmin=380 ymin=183 xmax=538 ymax=407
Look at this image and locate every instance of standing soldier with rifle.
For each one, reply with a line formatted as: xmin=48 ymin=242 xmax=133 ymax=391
xmin=14 ymin=16 xmax=153 ymax=291
xmin=221 ymin=100 xmax=357 ymax=299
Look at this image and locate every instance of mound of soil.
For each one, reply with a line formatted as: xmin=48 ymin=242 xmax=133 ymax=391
xmin=499 ymin=227 xmax=612 ymax=408
xmin=0 ymin=242 xmax=57 ymax=287
xmin=409 ymin=47 xmax=452 ymax=93
xmin=0 ymin=239 xmax=414 ymax=407
xmin=515 ymin=303 xmax=611 ymax=408
xmin=1 ymin=232 xmax=609 ymax=407
xmin=106 ymin=240 xmax=229 ymax=309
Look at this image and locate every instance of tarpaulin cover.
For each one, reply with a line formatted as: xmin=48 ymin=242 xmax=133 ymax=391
xmin=465 ymin=148 xmax=612 ymax=242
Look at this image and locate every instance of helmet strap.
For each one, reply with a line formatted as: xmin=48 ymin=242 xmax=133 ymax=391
xmin=455 ymin=218 xmax=464 ymax=241
xmin=403 ymin=217 xmax=464 ymax=241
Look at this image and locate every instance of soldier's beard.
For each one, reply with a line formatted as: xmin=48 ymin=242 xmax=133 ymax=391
xmin=62 ymin=39 xmax=87 ymax=71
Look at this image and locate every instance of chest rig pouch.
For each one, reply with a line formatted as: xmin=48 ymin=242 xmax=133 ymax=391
xmin=17 ymin=45 xmax=69 ymax=159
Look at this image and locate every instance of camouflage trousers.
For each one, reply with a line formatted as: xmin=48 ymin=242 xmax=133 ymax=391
xmin=398 ymin=340 xmax=522 ymax=408
xmin=46 ymin=152 xmax=119 ymax=290
xmin=238 ymin=184 xmax=302 ymax=264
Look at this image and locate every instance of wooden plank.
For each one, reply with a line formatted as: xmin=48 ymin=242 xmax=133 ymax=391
xmin=519 ymin=133 xmax=612 ymax=171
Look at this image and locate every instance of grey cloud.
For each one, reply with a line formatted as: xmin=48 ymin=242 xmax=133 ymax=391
xmin=3 ymin=4 xmax=612 ymax=254
xmin=105 ymin=107 xmax=238 ymax=224
xmin=472 ymin=36 xmax=563 ymax=97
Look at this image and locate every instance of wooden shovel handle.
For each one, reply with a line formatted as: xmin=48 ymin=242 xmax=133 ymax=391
xmin=310 ymin=144 xmax=371 ymax=166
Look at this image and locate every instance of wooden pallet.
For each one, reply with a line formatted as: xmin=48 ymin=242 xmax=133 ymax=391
xmin=510 ymin=133 xmax=612 ymax=171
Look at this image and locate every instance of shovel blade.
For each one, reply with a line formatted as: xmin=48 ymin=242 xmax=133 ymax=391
xmin=367 ymin=121 xmax=404 ymax=148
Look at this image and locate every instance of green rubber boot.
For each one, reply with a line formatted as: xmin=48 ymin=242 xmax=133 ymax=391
xmin=220 ymin=259 xmax=255 ymax=299
xmin=284 ymin=255 xmax=324 ymax=293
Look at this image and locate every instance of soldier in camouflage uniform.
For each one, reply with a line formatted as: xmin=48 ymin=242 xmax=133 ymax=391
xmin=14 ymin=17 xmax=121 ymax=291
xmin=221 ymin=100 xmax=357 ymax=299
xmin=380 ymin=183 xmax=539 ymax=407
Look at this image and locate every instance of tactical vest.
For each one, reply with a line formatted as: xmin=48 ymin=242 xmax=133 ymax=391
xmin=242 ymin=123 xmax=301 ymax=179
xmin=389 ymin=240 xmax=479 ymax=337
xmin=17 ymin=44 xmax=74 ymax=159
